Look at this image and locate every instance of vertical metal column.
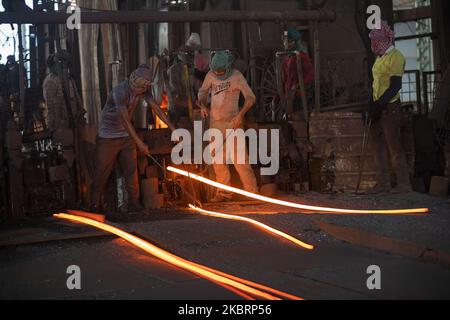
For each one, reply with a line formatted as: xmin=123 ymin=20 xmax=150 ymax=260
xmin=17 ymin=25 xmax=26 ymax=128
xmin=313 ymin=21 xmax=320 ymax=113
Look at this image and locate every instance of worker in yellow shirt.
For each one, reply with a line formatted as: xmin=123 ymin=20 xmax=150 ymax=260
xmin=366 ymin=21 xmax=412 ymax=194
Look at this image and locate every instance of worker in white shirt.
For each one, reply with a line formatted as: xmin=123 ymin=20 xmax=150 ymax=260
xmin=198 ymin=51 xmax=258 ymax=202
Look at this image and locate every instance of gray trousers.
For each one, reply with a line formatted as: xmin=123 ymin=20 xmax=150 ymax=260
xmin=210 ymin=120 xmax=258 ymax=194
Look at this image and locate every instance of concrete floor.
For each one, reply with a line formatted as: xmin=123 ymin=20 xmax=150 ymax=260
xmin=1 ymin=191 xmax=449 ymax=300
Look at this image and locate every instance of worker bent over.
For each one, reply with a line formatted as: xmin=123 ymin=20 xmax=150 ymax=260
xmin=92 ymin=65 xmax=174 ymax=214
xmin=366 ymin=21 xmax=412 ymax=194
xmin=198 ymin=51 xmax=258 ymax=202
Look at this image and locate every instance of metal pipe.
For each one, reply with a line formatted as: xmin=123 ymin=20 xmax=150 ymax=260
xmin=414 ymin=70 xmax=423 ymax=115
xmin=395 ymin=32 xmax=435 ymax=42
xmin=17 ymin=25 xmax=26 ymax=128
xmin=0 ymin=10 xmax=336 ymax=25
xmin=320 ymin=101 xmax=366 ymax=112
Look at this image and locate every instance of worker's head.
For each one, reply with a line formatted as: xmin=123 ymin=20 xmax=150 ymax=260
xmin=6 ymin=55 xmax=16 ymax=66
xmin=185 ymin=32 xmax=201 ymax=51
xmin=285 ymin=28 xmax=302 ymax=51
xmin=210 ymin=50 xmax=233 ymax=81
xmin=369 ymin=21 xmax=395 ymax=56
xmin=47 ymin=50 xmax=72 ymax=75
xmin=129 ymin=64 xmax=153 ymax=96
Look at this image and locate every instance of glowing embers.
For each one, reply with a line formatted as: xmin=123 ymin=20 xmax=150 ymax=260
xmin=54 ymin=213 xmax=302 ymax=300
xmin=167 ymin=166 xmax=429 ymax=215
xmin=189 ymin=204 xmax=314 ymax=250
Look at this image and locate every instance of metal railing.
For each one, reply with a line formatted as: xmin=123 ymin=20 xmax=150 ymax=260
xmin=423 ymin=70 xmax=441 ymax=115
xmin=401 ymin=70 xmax=422 ymax=113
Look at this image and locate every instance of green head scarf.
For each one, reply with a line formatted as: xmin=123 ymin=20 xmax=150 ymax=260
xmin=287 ymin=28 xmax=305 ymax=52
xmin=209 ymin=50 xmax=233 ymax=81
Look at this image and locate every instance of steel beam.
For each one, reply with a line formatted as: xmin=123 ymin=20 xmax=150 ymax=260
xmin=0 ymin=10 xmax=336 ymax=25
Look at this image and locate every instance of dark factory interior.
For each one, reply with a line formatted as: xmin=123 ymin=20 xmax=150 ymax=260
xmin=0 ymin=0 xmax=449 ymax=303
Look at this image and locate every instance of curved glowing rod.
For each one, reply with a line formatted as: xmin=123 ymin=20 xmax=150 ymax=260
xmin=188 ymin=260 xmax=302 ymax=301
xmin=168 ymin=166 xmax=429 ymax=215
xmin=54 ymin=213 xmax=302 ymax=300
xmin=189 ymin=204 xmax=314 ymax=250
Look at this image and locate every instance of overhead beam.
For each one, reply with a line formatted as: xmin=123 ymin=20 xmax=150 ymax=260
xmin=395 ymin=32 xmax=436 ymax=42
xmin=0 ymin=10 xmax=336 ymax=25
xmin=393 ymin=6 xmax=432 ymax=23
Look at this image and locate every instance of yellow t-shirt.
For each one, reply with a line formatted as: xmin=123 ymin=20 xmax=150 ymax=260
xmin=372 ymin=48 xmax=405 ymax=103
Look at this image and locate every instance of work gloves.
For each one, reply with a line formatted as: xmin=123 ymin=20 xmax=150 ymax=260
xmin=364 ymin=99 xmax=385 ymax=123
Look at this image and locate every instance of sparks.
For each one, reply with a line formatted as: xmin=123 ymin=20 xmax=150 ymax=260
xmin=167 ymin=166 xmax=429 ymax=215
xmin=54 ymin=213 xmax=302 ymax=300
xmin=189 ymin=204 xmax=314 ymax=250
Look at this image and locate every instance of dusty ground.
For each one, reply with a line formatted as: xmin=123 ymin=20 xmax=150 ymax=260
xmin=1 ymin=191 xmax=449 ymax=300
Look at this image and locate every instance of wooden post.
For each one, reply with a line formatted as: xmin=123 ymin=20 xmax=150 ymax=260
xmin=183 ymin=63 xmax=194 ymax=122
xmin=6 ymin=120 xmax=25 ymax=220
xmin=313 ymin=21 xmax=320 ymax=113
xmin=296 ymin=53 xmax=309 ymax=123
xmin=275 ymin=53 xmax=285 ymax=119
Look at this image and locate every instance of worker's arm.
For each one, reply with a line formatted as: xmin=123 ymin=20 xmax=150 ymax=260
xmin=376 ymin=76 xmax=402 ymax=105
xmin=367 ymin=75 xmax=402 ymax=122
xmin=118 ymin=106 xmax=150 ymax=155
xmin=232 ymin=73 xmax=256 ymax=129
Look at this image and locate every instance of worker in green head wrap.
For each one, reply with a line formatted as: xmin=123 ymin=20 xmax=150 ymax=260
xmin=280 ymin=28 xmax=315 ymax=117
xmin=198 ymin=50 xmax=258 ymax=202
xmin=209 ymin=50 xmax=234 ymax=81
xmin=285 ymin=28 xmax=305 ymax=52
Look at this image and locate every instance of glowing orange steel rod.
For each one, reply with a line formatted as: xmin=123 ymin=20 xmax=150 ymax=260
xmin=189 ymin=204 xmax=314 ymax=250
xmin=187 ymin=260 xmax=302 ymax=301
xmin=167 ymin=166 xmax=429 ymax=215
xmin=54 ymin=213 xmax=302 ymax=300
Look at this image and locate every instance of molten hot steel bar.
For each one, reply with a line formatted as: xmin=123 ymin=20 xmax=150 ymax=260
xmin=54 ymin=213 xmax=302 ymax=300
xmin=167 ymin=167 xmax=429 ymax=215
xmin=189 ymin=204 xmax=314 ymax=250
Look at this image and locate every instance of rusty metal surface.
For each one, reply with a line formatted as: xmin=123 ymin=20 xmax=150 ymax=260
xmin=309 ymin=111 xmax=415 ymax=193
